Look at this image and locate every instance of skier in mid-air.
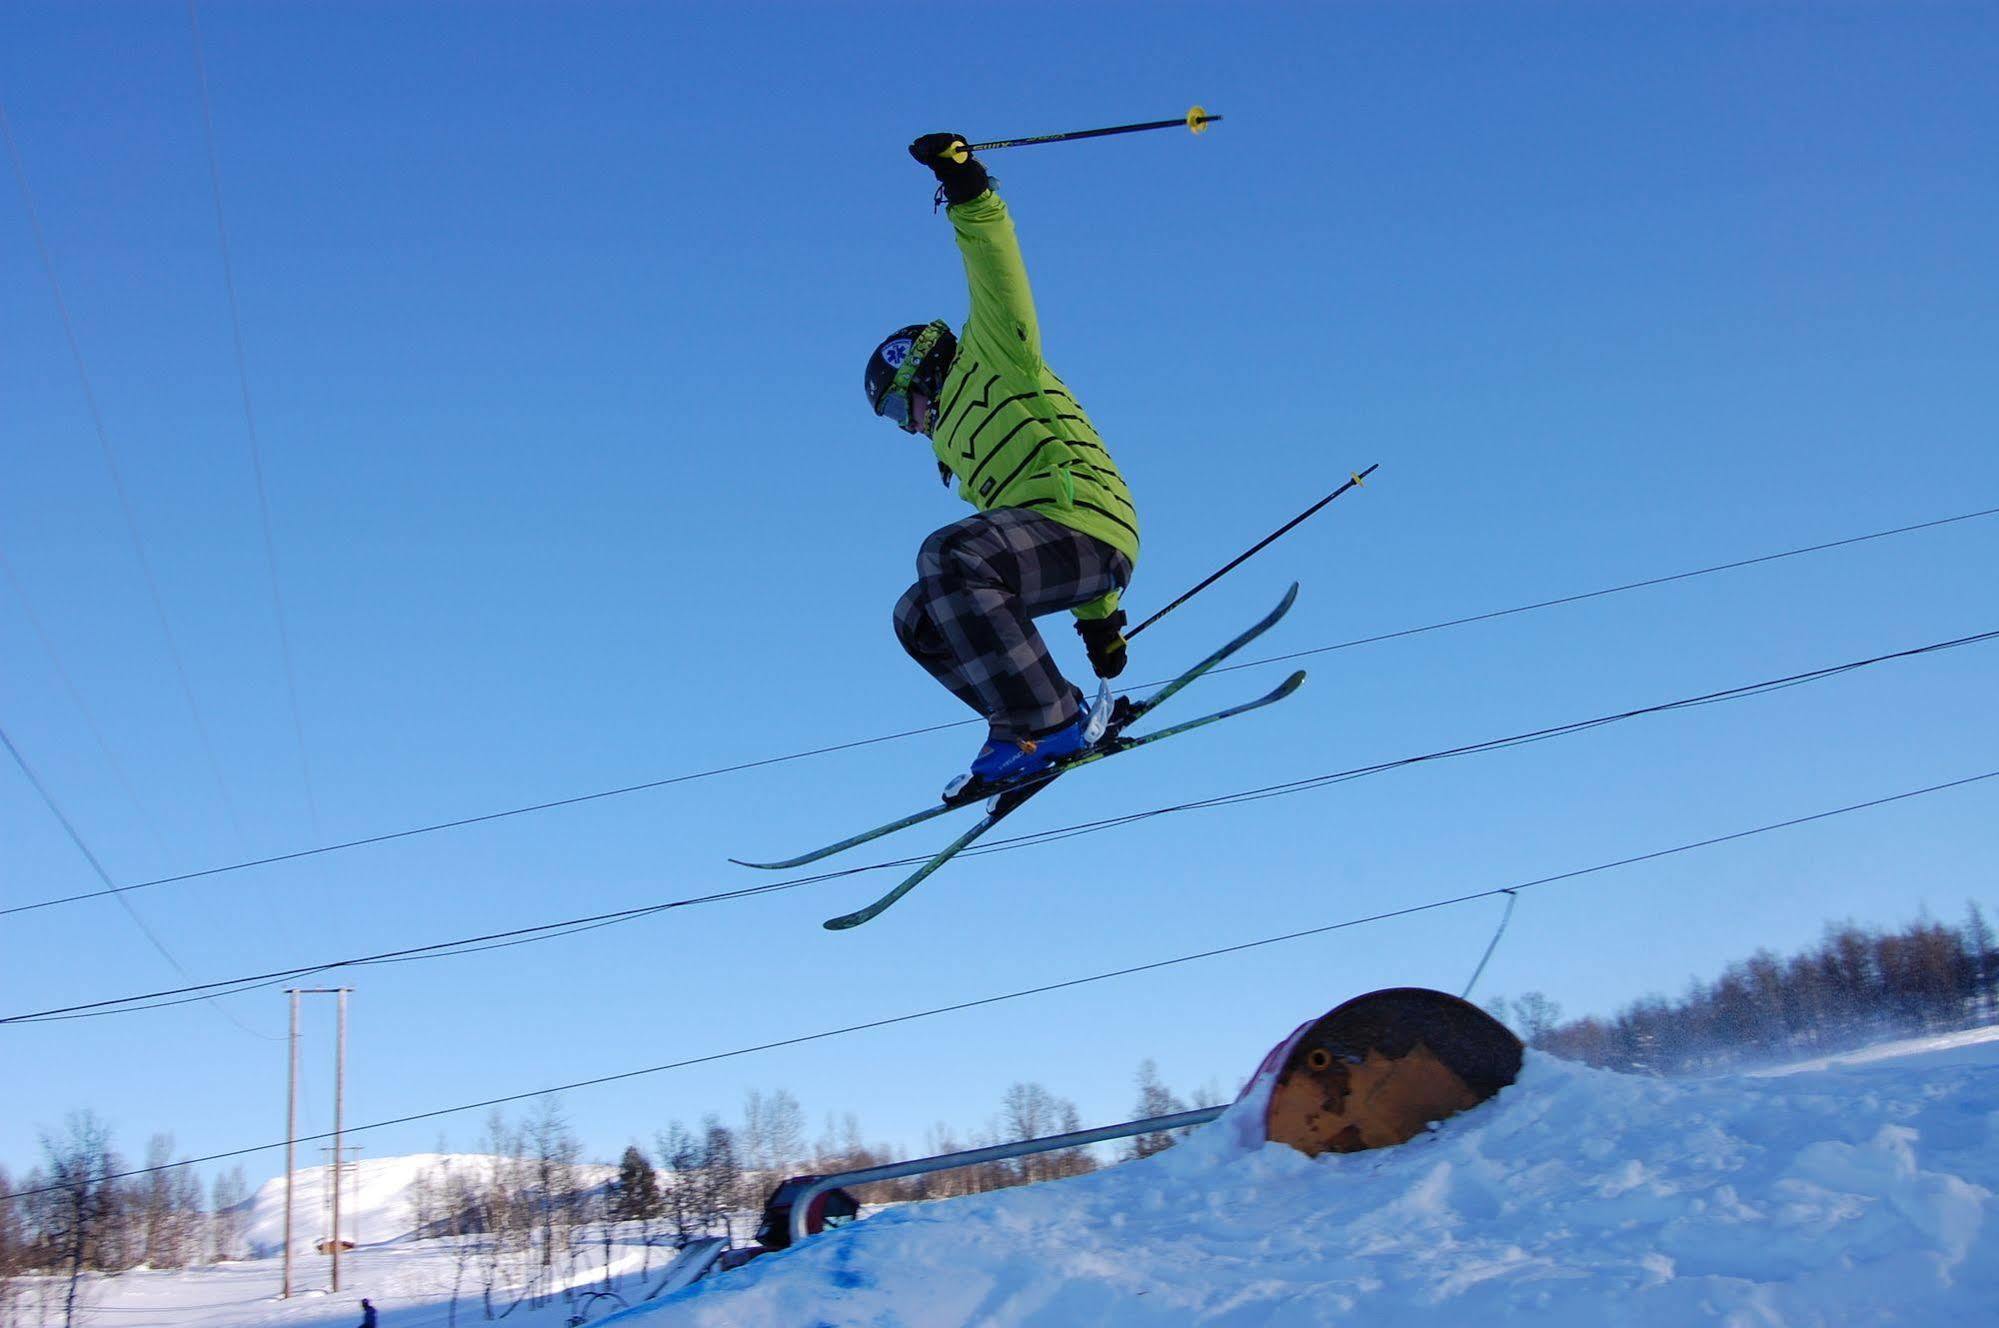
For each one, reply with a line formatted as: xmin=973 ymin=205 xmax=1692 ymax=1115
xmin=865 ymin=132 xmax=1141 ymax=801
xmin=751 ymin=111 xmax=1317 ymax=928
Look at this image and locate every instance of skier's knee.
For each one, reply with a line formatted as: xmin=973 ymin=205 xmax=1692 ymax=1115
xmin=893 ymin=583 xmax=941 ymax=656
xmin=915 ymin=525 xmax=964 ymax=581
xmin=933 ymin=531 xmax=1006 ymax=594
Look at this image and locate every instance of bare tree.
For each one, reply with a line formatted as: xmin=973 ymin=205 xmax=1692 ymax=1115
xmin=1511 ymin=992 xmax=1564 ymax=1045
xmin=998 ymin=1083 xmax=1095 ymax=1184
xmin=654 ymin=1123 xmax=702 ymax=1249
xmin=522 ymin=1098 xmax=582 ymax=1311
xmin=408 ymin=1164 xmax=439 ymax=1242
xmin=416 ymin=1156 xmax=485 ymax=1328
xmin=1968 ymin=901 xmax=1996 ymax=1018
xmin=39 ymin=1112 xmax=119 ymax=1328
xmin=129 ymin=1135 xmax=204 ymax=1270
xmin=739 ymin=1089 xmax=807 ymax=1182
xmin=1048 ymin=1099 xmax=1094 ymax=1180
xmin=209 ymin=1167 xmax=249 ymax=1263
xmin=477 ymin=1111 xmax=532 ymax=1320
xmin=695 ymin=1118 xmax=741 ymax=1241
xmin=0 ymin=1164 xmax=23 ymax=1326
xmin=1124 ymin=1060 xmax=1191 ymax=1160
xmin=1001 ymin=1083 xmax=1054 ymax=1143
xmin=168 ymin=1166 xmax=204 ymax=1270
xmin=740 ymin=1091 xmax=772 ymax=1178
xmin=764 ymin=1090 xmax=806 ymax=1177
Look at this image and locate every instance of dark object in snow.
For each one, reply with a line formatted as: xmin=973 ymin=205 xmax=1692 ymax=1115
xmin=358 ymin=1299 xmax=378 ymax=1328
xmin=1250 ymin=987 xmax=1524 ymax=1155
xmin=754 ymin=1176 xmax=860 ymax=1252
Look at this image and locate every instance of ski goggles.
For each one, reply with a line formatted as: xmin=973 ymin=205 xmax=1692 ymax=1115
xmin=872 ymin=322 xmax=949 ymax=433
xmin=876 ymin=385 xmax=919 ymax=431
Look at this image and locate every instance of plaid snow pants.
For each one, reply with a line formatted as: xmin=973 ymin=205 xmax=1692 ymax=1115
xmin=893 ymin=508 xmax=1133 ymax=742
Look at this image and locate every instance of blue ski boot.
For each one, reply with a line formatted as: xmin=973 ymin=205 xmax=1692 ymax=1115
xmin=942 ymin=688 xmax=1110 ymax=805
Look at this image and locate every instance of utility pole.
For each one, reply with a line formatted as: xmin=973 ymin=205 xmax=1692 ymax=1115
xmin=333 ymin=986 xmax=348 ymax=1292
xmin=282 ymin=987 xmax=353 ymax=1297
xmin=283 ymin=991 xmax=298 ymax=1298
xmin=319 ymin=1145 xmax=366 ymax=1251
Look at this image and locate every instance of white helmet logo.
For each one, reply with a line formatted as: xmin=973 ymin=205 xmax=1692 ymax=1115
xmin=881 ymin=338 xmax=913 ymax=370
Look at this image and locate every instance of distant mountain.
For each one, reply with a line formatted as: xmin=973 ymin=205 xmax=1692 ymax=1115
xmin=242 ymin=1153 xmax=615 ymax=1256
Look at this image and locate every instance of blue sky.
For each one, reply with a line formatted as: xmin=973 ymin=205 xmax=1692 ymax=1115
xmin=3 ymin=1 xmax=1995 ymax=1184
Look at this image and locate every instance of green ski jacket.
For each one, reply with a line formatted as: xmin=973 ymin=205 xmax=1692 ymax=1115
xmin=931 ymin=189 xmax=1139 ymax=619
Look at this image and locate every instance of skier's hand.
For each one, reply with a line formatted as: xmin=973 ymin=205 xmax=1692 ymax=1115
xmin=909 ymin=132 xmax=989 ymax=207
xmin=909 ymin=132 xmax=968 ymax=166
xmin=1075 ymin=610 xmax=1129 ymax=680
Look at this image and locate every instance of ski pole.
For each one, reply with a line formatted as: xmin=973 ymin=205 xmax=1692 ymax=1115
xmin=941 ymin=106 xmax=1221 ymax=162
xmin=1127 ymin=463 xmax=1379 ymax=642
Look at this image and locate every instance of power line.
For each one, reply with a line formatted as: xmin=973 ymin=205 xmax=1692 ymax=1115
xmin=952 ymin=627 xmax=1999 ymax=851
xmin=2 ymin=96 xmax=248 ymax=847
xmin=8 ymin=763 xmax=1993 ymax=1199
xmin=3 ymin=903 xmax=680 ymax=1023
xmin=0 ymin=723 xmax=278 ymax=1041
xmin=184 ymin=0 xmax=321 ymax=838
xmin=5 ymin=504 xmax=1993 ymax=921
xmin=1460 ymin=891 xmax=1519 ymax=1000
xmin=14 ymin=626 xmax=1994 ymax=1025
xmin=0 ymin=540 xmax=176 ymax=863
xmin=1196 ymin=503 xmax=1999 ymax=680
xmin=0 ymin=716 xmax=976 ymax=918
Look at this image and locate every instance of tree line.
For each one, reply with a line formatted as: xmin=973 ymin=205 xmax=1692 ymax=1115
xmin=1488 ymin=902 xmax=1998 ymax=1074
xmin=0 ymin=1061 xmax=1208 ymax=1326
xmin=0 ymin=1115 xmax=249 ymax=1328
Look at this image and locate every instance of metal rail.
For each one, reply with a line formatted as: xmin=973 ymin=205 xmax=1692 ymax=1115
xmin=789 ymin=1105 xmax=1225 ymax=1246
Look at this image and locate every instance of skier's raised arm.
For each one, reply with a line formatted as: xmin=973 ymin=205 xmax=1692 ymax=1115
xmin=908 ymin=133 xmax=1042 ymax=371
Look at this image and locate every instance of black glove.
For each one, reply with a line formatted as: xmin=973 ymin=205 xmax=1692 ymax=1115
xmin=909 ymin=132 xmax=990 ymax=207
xmin=1075 ymin=610 xmax=1129 ymax=680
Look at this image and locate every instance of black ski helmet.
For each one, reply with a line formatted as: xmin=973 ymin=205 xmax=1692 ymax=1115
xmin=865 ymin=321 xmax=956 ymax=418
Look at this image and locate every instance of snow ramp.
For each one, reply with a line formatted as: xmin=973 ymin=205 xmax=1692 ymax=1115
xmin=614 ymin=1005 xmax=1999 ymax=1326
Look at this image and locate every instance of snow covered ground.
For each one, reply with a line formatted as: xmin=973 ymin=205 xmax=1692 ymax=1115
xmin=1745 ymin=1021 xmax=1999 ymax=1077
xmin=9 ymin=1233 xmax=665 ymax=1328
xmin=630 ymin=1031 xmax=1999 ymax=1327
xmin=21 ymin=1029 xmax=1998 ymax=1327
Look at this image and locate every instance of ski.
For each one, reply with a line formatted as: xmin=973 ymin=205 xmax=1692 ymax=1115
xmin=822 ymin=667 xmax=1306 ymax=930
xmin=734 ymin=582 xmax=1301 ymax=872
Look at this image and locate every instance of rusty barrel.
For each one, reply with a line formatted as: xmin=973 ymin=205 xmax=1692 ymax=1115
xmin=1245 ymin=987 xmax=1523 ymax=1155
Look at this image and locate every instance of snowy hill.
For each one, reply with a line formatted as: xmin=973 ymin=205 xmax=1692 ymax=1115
xmin=44 ymin=1031 xmax=1999 ymax=1326
xmin=627 ymin=1038 xmax=1999 ymax=1326
xmin=243 ymin=1153 xmax=616 ymax=1255
xmin=243 ymin=1153 xmax=460 ymax=1255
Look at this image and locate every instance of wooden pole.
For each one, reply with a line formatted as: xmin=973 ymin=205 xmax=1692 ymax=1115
xmin=331 ymin=987 xmax=347 ymax=1291
xmin=282 ymin=989 xmax=298 ymax=1297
